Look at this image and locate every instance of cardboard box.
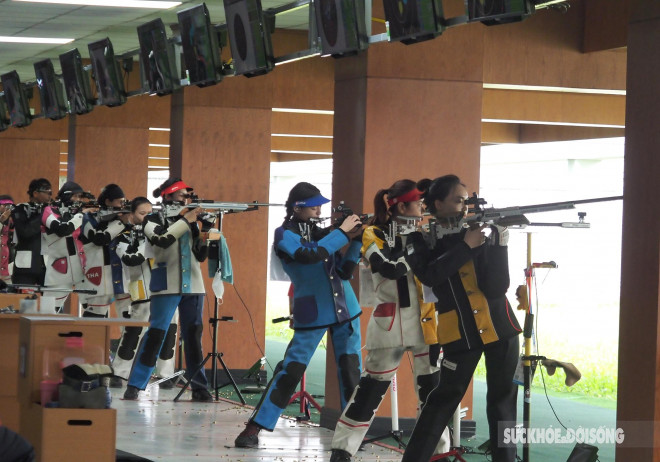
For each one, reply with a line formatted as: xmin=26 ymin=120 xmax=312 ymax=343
xmin=20 ymin=405 xmax=116 ymax=462
xmin=18 ymin=316 xmax=109 ymax=407
xmin=0 ymin=396 xmax=20 ymax=432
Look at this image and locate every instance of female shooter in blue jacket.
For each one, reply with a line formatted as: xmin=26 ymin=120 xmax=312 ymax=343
xmin=235 ymin=182 xmax=364 ymax=449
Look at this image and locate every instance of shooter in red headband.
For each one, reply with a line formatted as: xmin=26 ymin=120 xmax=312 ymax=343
xmin=330 ymin=180 xmax=451 ymax=462
xmin=124 ymin=177 xmax=213 ymax=402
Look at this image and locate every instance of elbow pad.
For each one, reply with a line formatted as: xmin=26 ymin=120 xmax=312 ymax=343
xmin=150 ymin=234 xmax=177 ymax=248
xmin=52 ymin=221 xmax=77 ymax=237
xmin=121 ymin=254 xmax=146 ymax=267
xmin=292 ymin=246 xmax=330 ymax=264
xmin=92 ymin=232 xmax=111 ymax=246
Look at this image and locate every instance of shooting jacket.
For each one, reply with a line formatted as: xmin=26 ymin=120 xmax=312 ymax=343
xmin=274 ymin=219 xmax=362 ymax=330
xmin=79 ymin=214 xmax=127 ymax=298
xmin=361 ymin=224 xmax=438 ymax=350
xmin=405 ymin=230 xmax=521 ymax=354
xmin=143 ymin=212 xmax=207 ymax=296
xmin=10 ymin=203 xmax=46 ymax=283
xmin=41 ymin=205 xmax=86 ymax=287
xmin=0 ymin=217 xmax=13 ymax=280
xmin=113 ymin=229 xmax=152 ymax=302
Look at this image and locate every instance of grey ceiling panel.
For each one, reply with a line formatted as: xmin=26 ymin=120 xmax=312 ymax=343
xmin=0 ymin=0 xmax=313 ymax=78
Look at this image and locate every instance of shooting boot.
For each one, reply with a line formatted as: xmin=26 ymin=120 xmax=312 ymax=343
xmin=158 ymin=378 xmax=176 ymax=390
xmin=123 ymin=386 xmax=139 ymax=400
xmin=234 ymin=421 xmax=261 ymax=448
xmin=330 ymin=449 xmax=352 ymax=462
xmin=191 ymin=388 xmax=213 ymax=402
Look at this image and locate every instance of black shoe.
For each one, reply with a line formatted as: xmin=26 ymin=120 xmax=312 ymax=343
xmin=123 ymin=386 xmax=139 ymax=400
xmin=191 ymin=388 xmax=213 ymax=402
xmin=158 ymin=378 xmax=176 ymax=389
xmin=330 ymin=449 xmax=352 ymax=462
xmin=234 ymin=422 xmax=261 ymax=448
xmin=109 ymin=376 xmax=124 ymax=388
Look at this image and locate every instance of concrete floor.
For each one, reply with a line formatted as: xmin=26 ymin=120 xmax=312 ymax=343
xmin=113 ymin=386 xmax=404 ymax=462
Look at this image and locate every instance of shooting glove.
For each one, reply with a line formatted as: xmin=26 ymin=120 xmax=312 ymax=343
xmin=404 ymin=231 xmax=426 ymax=257
xmin=489 ymin=224 xmax=509 ymax=246
xmin=192 ymin=237 xmax=208 ymax=262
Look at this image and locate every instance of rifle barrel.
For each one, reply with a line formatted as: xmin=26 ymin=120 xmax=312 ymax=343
xmin=475 ymin=195 xmax=623 ymax=220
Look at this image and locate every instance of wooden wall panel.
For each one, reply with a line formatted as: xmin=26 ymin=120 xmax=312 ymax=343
xmin=518 ymin=124 xmax=625 ymax=143
xmin=0 ymin=116 xmax=67 ymax=141
xmin=483 ymin=89 xmax=626 ymax=126
xmin=271 ymin=54 xmax=335 ymax=111
xmin=73 ymin=126 xmax=149 ymax=200
xmin=271 ymin=136 xmax=333 ymax=153
xmin=271 ymin=112 xmax=334 ymax=136
xmin=0 ymin=117 xmax=67 ymax=199
xmin=365 ymin=25 xmax=485 ymax=83
xmin=482 ymin=122 xmax=521 ymax=144
xmin=364 ymin=79 xmax=482 ymax=202
xmin=483 ymin=1 xmax=627 ymax=90
xmin=178 ymin=105 xmax=272 ymax=370
xmin=75 ymin=93 xmax=171 ymax=129
xmin=0 ymin=138 xmax=60 ymax=201
xmin=270 ymin=153 xmax=332 ymax=162
xmin=183 ymin=72 xmax=273 ymax=110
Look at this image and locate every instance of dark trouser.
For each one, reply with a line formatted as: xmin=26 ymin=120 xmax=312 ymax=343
xmin=401 ymin=335 xmax=520 ymax=462
xmin=128 ymin=294 xmax=208 ymax=391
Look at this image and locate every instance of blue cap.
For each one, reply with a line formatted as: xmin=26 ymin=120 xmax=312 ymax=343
xmin=294 ymin=194 xmax=330 ymax=207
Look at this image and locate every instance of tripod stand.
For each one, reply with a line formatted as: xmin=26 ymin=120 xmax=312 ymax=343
xmin=288 ymin=371 xmax=322 ymax=421
xmin=174 ymin=296 xmax=246 ymax=403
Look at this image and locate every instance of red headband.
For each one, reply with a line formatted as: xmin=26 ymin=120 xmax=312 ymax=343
xmin=387 ymin=189 xmax=422 ymax=207
xmin=161 ymin=181 xmax=192 ymax=196
xmin=0 ymin=199 xmax=13 ymax=205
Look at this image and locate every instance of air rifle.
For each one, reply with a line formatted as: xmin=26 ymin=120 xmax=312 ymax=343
xmin=154 ymin=198 xmax=284 ymax=218
xmin=1 ymin=283 xmax=97 ymax=295
xmin=426 ymin=193 xmax=623 ymax=242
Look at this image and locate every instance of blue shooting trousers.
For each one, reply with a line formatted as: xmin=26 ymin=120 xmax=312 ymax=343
xmin=251 ymin=316 xmax=362 ymax=431
xmin=128 ymin=294 xmax=209 ymax=391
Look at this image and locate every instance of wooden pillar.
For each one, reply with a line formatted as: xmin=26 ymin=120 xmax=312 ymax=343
xmin=323 ymin=21 xmax=485 ymax=430
xmin=169 ymin=79 xmax=273 ymax=371
xmin=616 ymin=2 xmax=660 ymax=460
xmin=167 ymin=29 xmax=335 ymax=374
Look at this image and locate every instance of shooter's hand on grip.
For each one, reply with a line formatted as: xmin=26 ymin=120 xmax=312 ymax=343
xmin=339 ymin=214 xmax=362 ymax=235
xmin=464 ymin=223 xmax=488 ymax=248
xmin=183 ymin=207 xmax=204 ymax=223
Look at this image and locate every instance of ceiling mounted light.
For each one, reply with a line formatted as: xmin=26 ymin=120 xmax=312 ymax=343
xmin=0 ymin=36 xmax=74 ymax=44
xmin=12 ymin=0 xmax=181 ymax=8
